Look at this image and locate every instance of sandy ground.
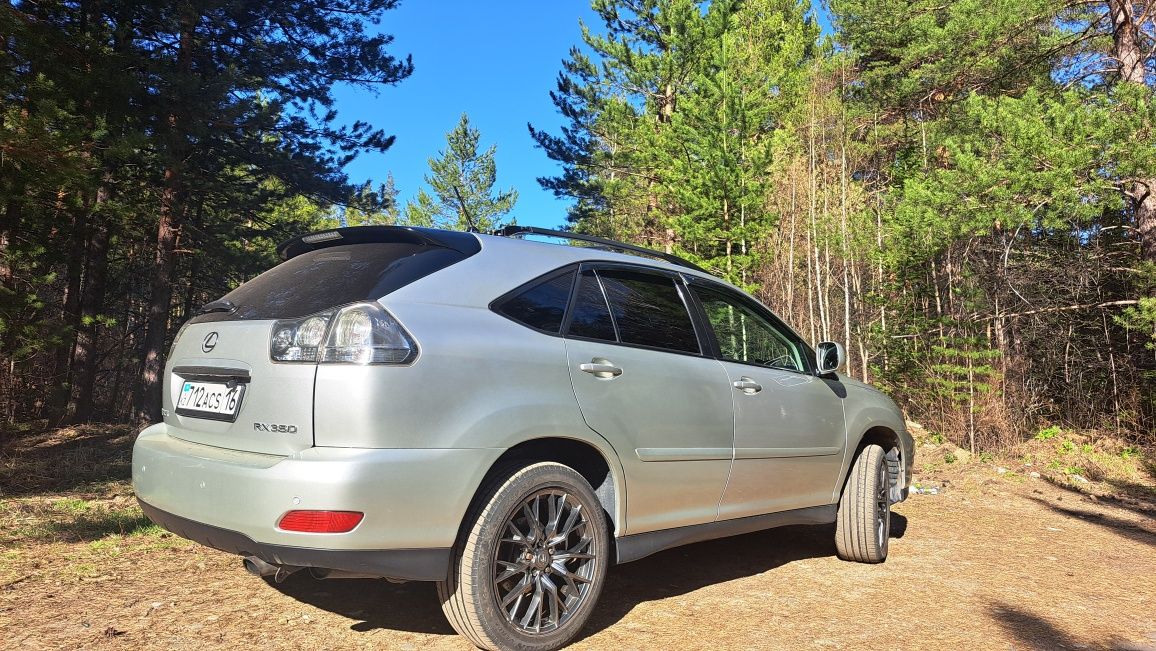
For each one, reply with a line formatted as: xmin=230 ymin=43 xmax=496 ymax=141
xmin=2 ymin=440 xmax=1155 ymax=650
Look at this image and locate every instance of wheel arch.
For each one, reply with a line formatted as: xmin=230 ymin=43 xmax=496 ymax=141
xmin=843 ymin=424 xmax=906 ymax=504
xmin=471 ymin=436 xmax=625 ymax=540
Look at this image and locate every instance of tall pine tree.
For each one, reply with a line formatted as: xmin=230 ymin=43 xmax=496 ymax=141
xmin=406 ymin=114 xmax=517 ymax=232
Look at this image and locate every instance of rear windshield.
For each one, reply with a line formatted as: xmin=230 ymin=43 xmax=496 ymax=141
xmin=191 ymin=243 xmax=469 ymax=322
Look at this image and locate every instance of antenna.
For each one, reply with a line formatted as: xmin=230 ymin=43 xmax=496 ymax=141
xmin=451 ymin=186 xmax=480 ymax=233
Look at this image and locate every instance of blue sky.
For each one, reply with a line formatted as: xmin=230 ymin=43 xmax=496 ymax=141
xmin=335 ymin=1 xmax=831 ymax=230
xmin=334 ymin=1 xmax=601 ymax=229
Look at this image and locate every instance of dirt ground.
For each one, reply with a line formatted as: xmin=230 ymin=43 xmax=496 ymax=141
xmin=1 ymin=427 xmax=1155 ymax=650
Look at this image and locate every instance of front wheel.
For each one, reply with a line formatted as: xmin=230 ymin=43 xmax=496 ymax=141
xmin=438 ymin=462 xmax=610 ymax=651
xmin=835 ymin=444 xmax=891 ymax=563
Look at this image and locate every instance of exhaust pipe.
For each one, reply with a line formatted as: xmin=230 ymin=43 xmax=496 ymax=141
xmin=243 ymin=556 xmax=302 ymax=583
xmin=307 ymin=567 xmax=389 ymax=581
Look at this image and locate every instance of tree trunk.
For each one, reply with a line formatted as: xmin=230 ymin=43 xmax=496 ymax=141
xmin=0 ymin=193 xmax=20 ymax=426
xmin=1107 ymin=0 xmax=1156 ymax=262
xmin=133 ymin=6 xmax=196 ymax=430
xmin=1136 ymin=183 xmax=1156 ymax=264
xmin=69 ymin=190 xmax=111 ymax=423
xmin=133 ymin=172 xmax=180 ymax=430
xmin=48 ymin=205 xmax=87 ymax=422
xmin=0 ymin=196 xmax=15 ymax=288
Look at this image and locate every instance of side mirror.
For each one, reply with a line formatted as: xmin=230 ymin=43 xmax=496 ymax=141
xmin=816 ymin=341 xmax=845 ymax=374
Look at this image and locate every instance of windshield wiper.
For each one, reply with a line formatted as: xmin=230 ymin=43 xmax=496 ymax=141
xmin=198 ymin=299 xmax=237 ymax=315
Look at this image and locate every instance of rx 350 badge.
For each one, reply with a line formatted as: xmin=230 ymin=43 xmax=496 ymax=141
xmin=254 ymin=422 xmax=298 ymax=434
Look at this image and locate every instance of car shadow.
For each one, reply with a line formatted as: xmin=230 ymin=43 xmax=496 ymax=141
xmin=269 ymin=573 xmax=457 ymax=635
xmin=270 ymin=516 xmax=907 ymax=639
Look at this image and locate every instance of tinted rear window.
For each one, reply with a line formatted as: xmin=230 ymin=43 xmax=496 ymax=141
xmin=566 ymin=270 xmax=617 ymax=342
xmin=191 ymin=243 xmax=469 ymax=322
xmin=599 ymin=270 xmax=700 ymax=354
xmin=495 ymin=270 xmax=575 ymax=333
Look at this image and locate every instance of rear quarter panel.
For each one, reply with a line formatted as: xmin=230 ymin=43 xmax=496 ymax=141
xmin=312 ymin=248 xmax=631 ymax=533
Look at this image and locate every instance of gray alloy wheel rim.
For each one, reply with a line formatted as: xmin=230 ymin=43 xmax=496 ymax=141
xmin=875 ymin=459 xmax=889 ymax=551
xmin=492 ymin=487 xmax=598 ymax=635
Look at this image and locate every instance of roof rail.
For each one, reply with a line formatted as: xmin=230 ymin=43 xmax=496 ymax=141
xmin=495 ymin=225 xmax=707 ymax=273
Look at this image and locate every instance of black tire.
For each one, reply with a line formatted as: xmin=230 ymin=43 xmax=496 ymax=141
xmin=835 ymin=444 xmax=891 ymax=563
xmin=437 ymin=462 xmax=610 ymax=651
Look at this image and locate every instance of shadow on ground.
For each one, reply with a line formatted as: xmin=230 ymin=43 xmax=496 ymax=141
xmin=270 ymin=573 xmax=457 ymax=635
xmin=0 ymin=425 xmax=133 ymax=497
xmin=40 ymin=509 xmax=156 ymax=543
xmin=988 ymin=601 xmax=1156 ymax=651
xmin=1027 ymin=495 xmax=1156 ymax=548
xmin=988 ymin=601 xmax=1089 ymax=651
xmin=272 ymin=516 xmax=908 ymax=639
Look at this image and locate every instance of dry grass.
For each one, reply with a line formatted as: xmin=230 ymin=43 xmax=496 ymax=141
xmin=0 ymin=425 xmax=135 ymax=497
xmin=1 ymin=425 xmax=1154 ymax=650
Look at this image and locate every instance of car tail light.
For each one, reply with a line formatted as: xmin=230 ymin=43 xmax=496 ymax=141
xmin=277 ymin=510 xmax=364 ymax=533
xmin=270 ymin=302 xmax=416 ymax=364
xmin=320 ymin=303 xmax=416 ymax=364
xmin=270 ymin=311 xmax=334 ymax=361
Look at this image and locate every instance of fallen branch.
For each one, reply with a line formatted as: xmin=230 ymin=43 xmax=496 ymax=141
xmin=1 ymin=574 xmax=32 ymax=589
xmin=888 ymin=299 xmax=1144 ymax=338
xmin=977 ymin=300 xmax=1142 ymax=321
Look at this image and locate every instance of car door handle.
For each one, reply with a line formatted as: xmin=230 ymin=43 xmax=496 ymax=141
xmin=579 ymin=360 xmax=622 ymax=379
xmin=733 ymin=377 xmax=762 ymax=394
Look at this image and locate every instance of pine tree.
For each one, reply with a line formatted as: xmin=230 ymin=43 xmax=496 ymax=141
xmin=1 ymin=0 xmax=414 ymax=428
xmin=530 ymin=0 xmax=720 ymax=245
xmin=405 ymin=114 xmax=517 ymax=231
xmin=661 ymin=0 xmax=817 ymax=286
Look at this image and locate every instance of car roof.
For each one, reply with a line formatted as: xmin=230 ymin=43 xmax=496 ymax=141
xmin=473 ymin=232 xmax=718 ymax=279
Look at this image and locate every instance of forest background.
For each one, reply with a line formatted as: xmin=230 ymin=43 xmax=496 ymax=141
xmin=1 ymin=0 xmax=1154 ymax=451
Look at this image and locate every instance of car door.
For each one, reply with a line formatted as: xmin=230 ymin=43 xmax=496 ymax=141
xmin=564 ymin=265 xmax=735 ymax=535
xmin=688 ymin=281 xmax=847 ymax=519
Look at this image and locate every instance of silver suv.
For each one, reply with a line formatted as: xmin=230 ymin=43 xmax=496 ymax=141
xmin=133 ymin=225 xmax=912 ymax=651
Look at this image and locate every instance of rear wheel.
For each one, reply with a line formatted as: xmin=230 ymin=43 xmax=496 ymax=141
xmin=438 ymin=462 xmax=610 ymax=651
xmin=835 ymin=444 xmax=891 ymax=563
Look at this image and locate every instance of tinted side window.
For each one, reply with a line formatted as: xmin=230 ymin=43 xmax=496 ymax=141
xmin=566 ymin=270 xmax=616 ymax=342
xmin=599 ymin=270 xmax=699 ymax=354
xmin=693 ymin=285 xmax=803 ymax=371
xmin=495 ymin=270 xmax=576 ymax=333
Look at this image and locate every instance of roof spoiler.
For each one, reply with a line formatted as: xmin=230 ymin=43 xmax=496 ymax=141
xmin=276 ymin=226 xmax=481 ymax=260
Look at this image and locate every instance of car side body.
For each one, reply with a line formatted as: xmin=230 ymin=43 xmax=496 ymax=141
xmin=132 ymin=225 xmax=912 ymax=649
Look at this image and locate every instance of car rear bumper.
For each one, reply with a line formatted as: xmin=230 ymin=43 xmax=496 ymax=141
xmin=132 ymin=423 xmax=504 ymax=572
xmin=137 ymin=498 xmax=451 ymax=580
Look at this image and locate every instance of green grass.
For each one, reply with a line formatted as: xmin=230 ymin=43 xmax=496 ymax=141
xmin=2 ymin=489 xmax=163 ymax=546
xmin=54 ymin=498 xmax=93 ymax=514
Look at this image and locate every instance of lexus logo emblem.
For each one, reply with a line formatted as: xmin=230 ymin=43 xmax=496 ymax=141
xmin=201 ymin=332 xmax=219 ymax=353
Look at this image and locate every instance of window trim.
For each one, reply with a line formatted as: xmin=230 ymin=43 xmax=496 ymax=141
xmin=559 ymin=267 xmax=619 ymax=342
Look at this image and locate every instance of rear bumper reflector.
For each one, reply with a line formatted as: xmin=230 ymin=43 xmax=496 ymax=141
xmin=278 ymin=510 xmax=364 ymax=533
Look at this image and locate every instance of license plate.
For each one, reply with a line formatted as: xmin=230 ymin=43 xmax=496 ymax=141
xmin=176 ymin=380 xmax=245 ymax=421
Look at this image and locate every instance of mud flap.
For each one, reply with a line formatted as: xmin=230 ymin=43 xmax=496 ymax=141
xmin=886 ymin=447 xmax=906 ymax=504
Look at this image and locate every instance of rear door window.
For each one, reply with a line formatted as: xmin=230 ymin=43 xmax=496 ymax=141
xmin=597 ymin=269 xmax=700 ymax=354
xmin=565 ymin=269 xmax=617 ymax=342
